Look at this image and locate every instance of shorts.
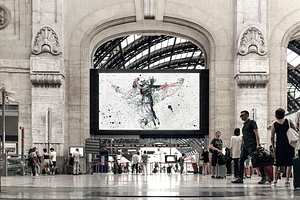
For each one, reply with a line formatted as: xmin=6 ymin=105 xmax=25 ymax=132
xmin=51 ymin=161 xmax=56 ymax=167
xmin=44 ymin=159 xmax=50 ymax=166
xmin=211 ymin=152 xmax=218 ymax=166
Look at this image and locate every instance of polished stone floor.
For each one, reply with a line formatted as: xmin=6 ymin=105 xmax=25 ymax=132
xmin=0 ymin=173 xmax=299 ymax=199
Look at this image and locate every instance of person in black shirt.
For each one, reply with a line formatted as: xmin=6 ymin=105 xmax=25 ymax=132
xmin=232 ymin=110 xmax=267 ymax=184
xmin=209 ymin=131 xmax=223 ymax=178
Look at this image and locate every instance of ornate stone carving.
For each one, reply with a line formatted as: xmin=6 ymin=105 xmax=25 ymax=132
xmin=235 ymin=74 xmax=269 ymax=88
xmin=238 ymin=27 xmax=267 ymax=56
xmin=32 ymin=26 xmax=61 ymax=55
xmin=0 ymin=5 xmax=11 ymax=30
xmin=30 ymin=73 xmax=65 ymax=87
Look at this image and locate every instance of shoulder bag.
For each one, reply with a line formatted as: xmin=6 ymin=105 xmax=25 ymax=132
xmin=287 ymin=118 xmax=299 ymax=148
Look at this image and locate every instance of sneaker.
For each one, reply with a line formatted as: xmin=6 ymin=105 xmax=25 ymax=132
xmin=284 ymin=181 xmax=290 ymax=187
xmin=35 ymin=174 xmax=39 ymax=176
xmin=231 ymin=178 xmax=243 ymax=183
xmin=258 ymin=178 xmax=267 ymax=184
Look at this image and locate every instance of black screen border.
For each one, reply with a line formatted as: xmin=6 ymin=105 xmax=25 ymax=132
xmin=90 ymin=69 xmax=209 ymax=138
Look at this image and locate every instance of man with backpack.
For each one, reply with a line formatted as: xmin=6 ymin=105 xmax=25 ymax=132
xmin=28 ymin=148 xmax=37 ymax=176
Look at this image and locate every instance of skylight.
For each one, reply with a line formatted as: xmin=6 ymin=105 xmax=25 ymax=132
xmin=287 ymin=48 xmax=300 ymax=67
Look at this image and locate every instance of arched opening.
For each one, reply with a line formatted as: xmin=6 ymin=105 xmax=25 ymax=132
xmin=90 ymin=34 xmax=209 ymax=138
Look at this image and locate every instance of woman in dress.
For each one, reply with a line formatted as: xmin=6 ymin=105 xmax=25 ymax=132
xmin=271 ymin=108 xmax=298 ymax=186
xmin=201 ymin=148 xmax=210 ymax=175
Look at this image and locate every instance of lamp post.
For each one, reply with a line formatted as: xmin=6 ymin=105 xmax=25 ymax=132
xmin=0 ymin=86 xmax=17 ymax=180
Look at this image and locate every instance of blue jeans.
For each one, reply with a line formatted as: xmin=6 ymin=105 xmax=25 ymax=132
xmin=238 ymin=144 xmax=266 ymax=179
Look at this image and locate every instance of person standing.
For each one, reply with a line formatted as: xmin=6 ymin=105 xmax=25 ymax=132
xmin=230 ymin=128 xmax=243 ymax=179
xmin=28 ymin=148 xmax=36 ymax=176
xmin=225 ymin=147 xmax=232 ymax=176
xmin=33 ymin=147 xmax=40 ymax=176
xmin=178 ymin=153 xmax=185 ymax=174
xmin=132 ymin=152 xmax=139 ymax=174
xmin=201 ymin=148 xmax=210 ymax=175
xmin=209 ymin=131 xmax=223 ymax=179
xmin=72 ymin=148 xmax=82 ymax=175
xmin=271 ymin=108 xmax=297 ymax=186
xmin=50 ymin=148 xmax=57 ymax=175
xmin=141 ymin=151 xmax=149 ymax=175
xmin=42 ymin=148 xmax=50 ymax=175
xmin=232 ymin=110 xmax=267 ymax=184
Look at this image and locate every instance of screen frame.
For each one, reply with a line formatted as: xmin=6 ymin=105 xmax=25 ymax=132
xmin=90 ymin=69 xmax=209 ymax=138
xmin=69 ymin=146 xmax=85 ymax=157
xmin=165 ymin=155 xmax=178 ymax=163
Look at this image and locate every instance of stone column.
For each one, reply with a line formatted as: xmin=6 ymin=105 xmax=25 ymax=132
xmin=235 ymin=0 xmax=269 ymax=146
xmin=30 ymin=0 xmax=64 ymax=155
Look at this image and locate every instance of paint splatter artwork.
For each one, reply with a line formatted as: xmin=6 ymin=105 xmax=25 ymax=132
xmin=99 ymin=73 xmax=199 ymax=130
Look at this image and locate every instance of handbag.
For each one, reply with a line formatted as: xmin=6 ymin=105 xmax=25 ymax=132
xmin=251 ymin=148 xmax=274 ymax=168
xmin=287 ymin=118 xmax=299 ymax=148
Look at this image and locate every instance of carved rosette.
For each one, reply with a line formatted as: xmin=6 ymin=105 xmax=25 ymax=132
xmin=0 ymin=5 xmax=11 ymax=30
xmin=238 ymin=27 xmax=267 ymax=56
xmin=32 ymin=26 xmax=61 ymax=55
xmin=235 ymin=74 xmax=269 ymax=88
xmin=30 ymin=74 xmax=65 ymax=87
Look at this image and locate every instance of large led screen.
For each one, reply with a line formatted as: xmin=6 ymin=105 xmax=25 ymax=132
xmin=99 ymin=73 xmax=199 ymax=130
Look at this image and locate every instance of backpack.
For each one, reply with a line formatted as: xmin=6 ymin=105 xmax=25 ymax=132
xmin=28 ymin=153 xmax=34 ymax=163
xmin=69 ymin=157 xmax=74 ymax=165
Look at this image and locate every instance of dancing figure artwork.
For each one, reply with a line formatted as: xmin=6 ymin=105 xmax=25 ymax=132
xmin=112 ymin=76 xmax=184 ymax=129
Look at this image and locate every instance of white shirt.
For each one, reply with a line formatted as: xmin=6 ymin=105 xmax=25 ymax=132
xmin=72 ymin=151 xmax=81 ymax=162
xmin=230 ymin=135 xmax=243 ymax=159
xmin=132 ymin=154 xmax=139 ymax=164
xmin=50 ymin=151 xmax=57 ymax=161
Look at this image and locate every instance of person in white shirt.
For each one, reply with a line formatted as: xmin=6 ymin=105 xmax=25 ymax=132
xmin=72 ymin=148 xmax=82 ymax=175
xmin=230 ymin=128 xmax=243 ymax=179
xmin=132 ymin=152 xmax=139 ymax=174
xmin=50 ymin=148 xmax=57 ymax=175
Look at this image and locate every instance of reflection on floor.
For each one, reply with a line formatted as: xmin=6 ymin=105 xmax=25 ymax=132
xmin=0 ymin=173 xmax=300 ymax=199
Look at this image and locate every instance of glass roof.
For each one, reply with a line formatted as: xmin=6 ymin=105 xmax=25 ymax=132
xmin=287 ymin=48 xmax=300 ymax=67
xmin=93 ymin=35 xmax=205 ymax=70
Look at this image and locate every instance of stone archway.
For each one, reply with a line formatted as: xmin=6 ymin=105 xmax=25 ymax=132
xmin=66 ymin=4 xmax=231 ymax=150
xmin=268 ymin=10 xmax=300 ymax=125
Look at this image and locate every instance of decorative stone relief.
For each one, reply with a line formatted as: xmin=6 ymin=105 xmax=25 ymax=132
xmin=235 ymin=74 xmax=269 ymax=88
xmin=0 ymin=5 xmax=11 ymax=30
xmin=238 ymin=27 xmax=267 ymax=56
xmin=32 ymin=26 xmax=61 ymax=55
xmin=144 ymin=0 xmax=156 ymax=19
xmin=30 ymin=73 xmax=65 ymax=87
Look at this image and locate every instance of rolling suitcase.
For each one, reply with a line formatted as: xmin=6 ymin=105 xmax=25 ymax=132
xmin=66 ymin=165 xmax=73 ymax=174
xmin=216 ymin=164 xmax=226 ymax=179
xmin=192 ymin=163 xmax=199 ymax=174
xmin=293 ymin=155 xmax=300 ymax=189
